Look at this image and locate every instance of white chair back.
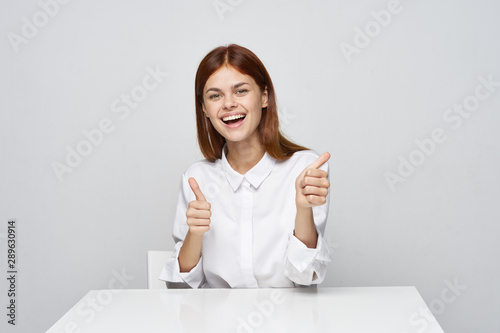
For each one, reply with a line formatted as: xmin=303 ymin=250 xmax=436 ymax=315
xmin=147 ymin=250 xmax=173 ymax=289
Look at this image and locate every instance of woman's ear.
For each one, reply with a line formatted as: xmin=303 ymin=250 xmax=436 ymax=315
xmin=202 ymin=103 xmax=209 ymax=117
xmin=262 ymin=87 xmax=268 ymax=108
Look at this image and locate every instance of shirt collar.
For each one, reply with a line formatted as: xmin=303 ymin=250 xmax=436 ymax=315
xmin=221 ymin=143 xmax=277 ymax=191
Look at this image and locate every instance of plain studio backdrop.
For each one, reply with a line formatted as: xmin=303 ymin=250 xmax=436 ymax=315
xmin=1 ymin=0 xmax=499 ymax=332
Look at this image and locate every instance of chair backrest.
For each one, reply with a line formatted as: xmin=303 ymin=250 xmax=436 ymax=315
xmin=147 ymin=250 xmax=173 ymax=289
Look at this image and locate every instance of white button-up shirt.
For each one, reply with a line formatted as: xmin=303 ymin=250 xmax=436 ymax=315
xmin=160 ymin=144 xmax=331 ymax=288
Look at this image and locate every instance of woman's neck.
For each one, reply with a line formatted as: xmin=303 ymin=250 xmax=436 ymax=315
xmin=225 ymin=137 xmax=265 ymax=175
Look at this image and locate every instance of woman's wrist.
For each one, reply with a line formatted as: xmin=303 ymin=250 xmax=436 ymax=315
xmin=293 ymin=204 xmax=317 ymax=248
xmin=295 ymin=201 xmax=312 ymax=211
xmin=186 ymin=229 xmax=205 ymax=241
xmin=179 ymin=230 xmax=203 ymax=272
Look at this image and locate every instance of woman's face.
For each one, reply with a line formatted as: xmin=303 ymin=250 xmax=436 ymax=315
xmin=202 ymin=65 xmax=268 ymax=145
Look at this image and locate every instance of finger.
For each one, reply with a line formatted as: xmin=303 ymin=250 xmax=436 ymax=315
xmin=304 ymin=168 xmax=329 ymax=179
xmin=188 ymin=177 xmax=206 ymax=201
xmin=301 ymin=176 xmax=330 ymax=189
xmin=302 ymin=186 xmax=328 ymax=197
xmin=307 ymin=152 xmax=330 ymax=170
xmin=187 ymin=208 xmax=212 ymax=219
xmin=191 ymin=225 xmax=210 ymax=233
xmin=306 ymin=195 xmax=327 ymax=206
xmin=188 ymin=218 xmax=211 ymax=227
xmin=189 ymin=200 xmax=211 ymax=211
xmin=300 ymin=171 xmax=329 ymax=188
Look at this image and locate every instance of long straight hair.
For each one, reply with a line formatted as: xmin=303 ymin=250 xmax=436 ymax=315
xmin=194 ymin=44 xmax=308 ymax=162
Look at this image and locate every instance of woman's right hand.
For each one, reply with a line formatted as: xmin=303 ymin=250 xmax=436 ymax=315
xmin=186 ymin=177 xmax=211 ymax=236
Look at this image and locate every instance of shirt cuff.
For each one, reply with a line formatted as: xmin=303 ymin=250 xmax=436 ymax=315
xmin=285 ymin=233 xmax=331 ymax=285
xmin=179 ymin=258 xmax=204 ymax=288
xmin=288 ymin=234 xmax=330 ymax=271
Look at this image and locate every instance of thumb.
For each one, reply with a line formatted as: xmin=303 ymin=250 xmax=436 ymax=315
xmin=307 ymin=152 xmax=331 ymax=170
xmin=188 ymin=177 xmax=206 ymax=201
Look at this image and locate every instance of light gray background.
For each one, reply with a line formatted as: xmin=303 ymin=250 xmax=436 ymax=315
xmin=1 ymin=0 xmax=499 ymax=332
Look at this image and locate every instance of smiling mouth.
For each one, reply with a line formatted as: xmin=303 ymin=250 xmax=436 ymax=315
xmin=222 ymin=114 xmax=246 ymax=125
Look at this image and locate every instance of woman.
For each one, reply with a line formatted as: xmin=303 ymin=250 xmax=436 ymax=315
xmin=160 ymin=44 xmax=331 ymax=288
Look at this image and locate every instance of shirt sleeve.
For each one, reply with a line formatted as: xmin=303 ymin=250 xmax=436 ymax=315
xmin=159 ymin=172 xmax=206 ymax=289
xmin=284 ymin=158 xmax=332 ymax=286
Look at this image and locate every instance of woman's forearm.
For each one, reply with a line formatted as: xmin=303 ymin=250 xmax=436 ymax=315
xmin=294 ymin=206 xmax=318 ymax=248
xmin=293 ymin=152 xmax=330 ymax=249
xmin=178 ymin=231 xmax=204 ymax=272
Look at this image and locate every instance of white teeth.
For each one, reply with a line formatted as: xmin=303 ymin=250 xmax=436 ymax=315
xmin=222 ymin=114 xmax=245 ymax=122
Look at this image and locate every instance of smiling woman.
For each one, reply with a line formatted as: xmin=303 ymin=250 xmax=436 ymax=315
xmin=193 ymin=44 xmax=310 ymax=163
xmin=201 ymin=65 xmax=266 ymax=148
xmin=160 ymin=44 xmax=332 ymax=288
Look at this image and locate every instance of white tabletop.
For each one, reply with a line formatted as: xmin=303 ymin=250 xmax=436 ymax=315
xmin=47 ymin=287 xmax=444 ymax=333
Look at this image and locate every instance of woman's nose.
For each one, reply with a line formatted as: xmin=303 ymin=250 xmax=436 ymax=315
xmin=223 ymin=95 xmax=237 ymax=109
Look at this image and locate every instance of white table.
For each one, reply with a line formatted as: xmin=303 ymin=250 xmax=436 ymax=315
xmin=46 ymin=287 xmax=444 ymax=333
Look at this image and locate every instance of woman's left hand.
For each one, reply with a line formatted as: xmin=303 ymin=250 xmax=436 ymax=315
xmin=295 ymin=152 xmax=331 ymax=208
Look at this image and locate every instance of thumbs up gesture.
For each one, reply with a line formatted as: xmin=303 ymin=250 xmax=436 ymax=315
xmin=295 ymin=152 xmax=331 ymax=208
xmin=186 ymin=177 xmax=212 ymax=236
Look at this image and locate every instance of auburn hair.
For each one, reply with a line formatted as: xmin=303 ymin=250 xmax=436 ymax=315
xmin=194 ymin=44 xmax=308 ymax=162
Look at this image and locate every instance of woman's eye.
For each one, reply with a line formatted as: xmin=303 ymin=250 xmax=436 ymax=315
xmin=236 ymin=89 xmax=248 ymax=95
xmin=209 ymin=94 xmax=221 ymax=100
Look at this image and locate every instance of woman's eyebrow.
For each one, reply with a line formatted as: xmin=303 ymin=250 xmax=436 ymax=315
xmin=233 ymin=82 xmax=249 ymax=89
xmin=205 ymin=82 xmax=249 ymax=94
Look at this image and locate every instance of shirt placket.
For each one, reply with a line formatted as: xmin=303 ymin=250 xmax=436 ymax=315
xmin=240 ymin=178 xmax=258 ymax=288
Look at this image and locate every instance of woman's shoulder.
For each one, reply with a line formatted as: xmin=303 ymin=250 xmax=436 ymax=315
xmin=280 ymin=149 xmax=329 ymax=171
xmin=291 ymin=149 xmax=321 ymax=159
xmin=287 ymin=149 xmax=322 ymax=163
xmin=182 ymin=157 xmax=220 ymax=176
